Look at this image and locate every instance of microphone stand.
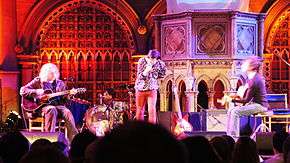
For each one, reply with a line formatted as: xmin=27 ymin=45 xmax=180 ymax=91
xmin=171 ymin=51 xmax=181 ymax=120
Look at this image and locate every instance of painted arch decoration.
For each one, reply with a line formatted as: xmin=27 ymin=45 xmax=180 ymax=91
xmin=32 ymin=0 xmax=137 ymax=103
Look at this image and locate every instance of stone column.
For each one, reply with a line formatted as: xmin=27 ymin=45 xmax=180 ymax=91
xmin=0 ymin=0 xmax=17 ymax=70
xmin=208 ymin=90 xmax=215 ymax=109
xmin=153 ymin=17 xmax=161 ymax=51
xmin=230 ymin=12 xmax=238 ymax=57
xmin=257 ymin=14 xmax=266 ymax=57
xmin=159 ymin=91 xmax=167 ymax=112
xmin=191 ymin=91 xmax=199 ymax=112
xmin=185 ymin=90 xmax=196 ymax=112
xmin=0 ymin=0 xmax=19 ymax=120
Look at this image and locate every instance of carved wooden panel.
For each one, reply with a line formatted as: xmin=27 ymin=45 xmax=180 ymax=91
xmin=236 ymin=24 xmax=256 ymax=55
xmin=196 ymin=24 xmax=226 ymax=55
xmin=162 ymin=23 xmax=187 ymax=59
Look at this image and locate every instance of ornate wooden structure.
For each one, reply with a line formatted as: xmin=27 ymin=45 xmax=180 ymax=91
xmin=154 ymin=10 xmax=266 ymax=112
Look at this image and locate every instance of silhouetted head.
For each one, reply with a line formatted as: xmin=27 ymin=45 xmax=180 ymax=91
xmin=89 ymin=121 xmax=187 ymax=163
xmin=70 ymin=130 xmax=97 ymax=163
xmin=19 ymin=146 xmax=69 ymax=163
xmin=52 ymin=142 xmax=69 ymax=157
xmin=283 ymin=136 xmax=290 ymax=163
xmin=210 ymin=136 xmax=231 ymax=163
xmin=30 ymin=139 xmax=52 ymax=151
xmin=0 ymin=131 xmax=29 ymax=163
xmin=273 ymin=131 xmax=289 ymax=153
xmin=232 ymin=136 xmax=259 ymax=163
xmin=182 ymin=136 xmax=221 ymax=163
xmin=221 ymin=135 xmax=235 ymax=161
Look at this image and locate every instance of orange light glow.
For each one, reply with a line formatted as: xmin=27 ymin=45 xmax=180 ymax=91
xmin=0 ymin=0 xmax=3 ymax=65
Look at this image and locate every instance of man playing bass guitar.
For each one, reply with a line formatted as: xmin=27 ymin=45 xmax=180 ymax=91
xmin=20 ymin=63 xmax=79 ymax=141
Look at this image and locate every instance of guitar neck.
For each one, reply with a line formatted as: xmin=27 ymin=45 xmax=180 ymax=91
xmin=47 ymin=90 xmax=70 ymax=98
xmin=173 ymin=92 xmax=182 ymax=120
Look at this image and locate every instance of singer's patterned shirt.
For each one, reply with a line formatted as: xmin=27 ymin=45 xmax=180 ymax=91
xmin=134 ymin=57 xmax=166 ymax=91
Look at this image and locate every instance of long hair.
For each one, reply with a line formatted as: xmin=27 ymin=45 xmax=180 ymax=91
xmin=39 ymin=63 xmax=60 ymax=82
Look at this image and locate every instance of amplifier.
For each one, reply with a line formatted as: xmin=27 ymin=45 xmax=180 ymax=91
xmin=206 ymin=109 xmax=227 ymax=132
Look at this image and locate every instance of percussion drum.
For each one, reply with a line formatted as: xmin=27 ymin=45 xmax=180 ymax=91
xmin=109 ymin=101 xmax=129 ymax=128
xmin=84 ymin=105 xmax=109 ymax=136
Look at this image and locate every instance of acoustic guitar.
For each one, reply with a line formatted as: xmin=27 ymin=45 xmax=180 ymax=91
xmin=22 ymin=88 xmax=86 ymax=112
xmin=217 ymin=85 xmax=248 ymax=106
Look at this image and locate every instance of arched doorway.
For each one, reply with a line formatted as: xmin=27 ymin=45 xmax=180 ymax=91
xmin=37 ymin=3 xmax=136 ymax=103
xmin=197 ymin=80 xmax=209 ymax=111
xmin=213 ymin=80 xmax=225 ymax=109
xmin=267 ymin=8 xmax=290 ymax=101
xmin=166 ymin=81 xmax=173 ymax=111
xmin=271 ymin=50 xmax=289 ymax=94
xmin=179 ymin=81 xmax=186 ymax=112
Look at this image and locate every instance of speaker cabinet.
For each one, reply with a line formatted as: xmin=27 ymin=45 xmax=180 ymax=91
xmin=206 ymin=109 xmax=227 ymax=132
xmin=157 ymin=111 xmax=172 ymax=131
xmin=20 ymin=131 xmax=67 ymax=144
xmin=256 ymin=132 xmax=274 ymax=155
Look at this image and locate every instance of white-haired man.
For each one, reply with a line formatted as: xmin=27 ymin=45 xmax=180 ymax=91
xmin=20 ymin=63 xmax=78 ymax=141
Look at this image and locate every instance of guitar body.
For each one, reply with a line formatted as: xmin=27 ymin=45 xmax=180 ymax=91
xmin=172 ymin=113 xmax=193 ymax=136
xmin=171 ymin=86 xmax=193 ymax=136
xmin=217 ymin=85 xmax=248 ymax=107
xmin=22 ymin=89 xmax=57 ymax=112
xmin=22 ymin=88 xmax=86 ymax=112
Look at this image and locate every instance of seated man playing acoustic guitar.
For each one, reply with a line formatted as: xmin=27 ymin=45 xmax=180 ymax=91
xmin=20 ymin=63 xmax=78 ymax=141
xmin=224 ymin=56 xmax=269 ymax=137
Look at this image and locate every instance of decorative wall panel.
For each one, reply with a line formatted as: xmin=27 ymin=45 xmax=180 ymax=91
xmin=162 ymin=23 xmax=187 ymax=59
xmin=266 ymin=8 xmax=290 ymax=101
xmin=196 ymin=24 xmax=226 ymax=55
xmin=37 ymin=4 xmax=135 ymax=103
xmin=237 ymin=24 xmax=255 ymax=55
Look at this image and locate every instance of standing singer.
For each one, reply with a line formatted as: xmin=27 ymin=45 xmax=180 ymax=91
xmin=134 ymin=49 xmax=166 ymax=124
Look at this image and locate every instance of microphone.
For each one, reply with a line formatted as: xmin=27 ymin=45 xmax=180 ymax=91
xmin=63 ymin=77 xmax=74 ymax=81
xmin=98 ymin=93 xmax=103 ymax=105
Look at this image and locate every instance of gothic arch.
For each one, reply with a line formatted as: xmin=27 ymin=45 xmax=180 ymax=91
xmin=178 ymin=80 xmax=187 ymax=112
xmin=161 ymin=74 xmax=174 ymax=93
xmin=264 ymin=4 xmax=290 ymax=100
xmin=195 ymin=74 xmax=212 ymax=91
xmin=18 ymin=0 xmax=141 ymax=103
xmin=264 ymin=0 xmax=289 ymax=51
xmin=212 ymin=74 xmax=231 ymax=91
xmin=197 ymin=80 xmax=209 ymax=110
xmin=213 ymin=80 xmax=225 ymax=109
xmin=145 ymin=0 xmax=166 ymax=26
xmin=18 ymin=0 xmax=140 ymax=53
xmin=175 ymin=74 xmax=186 ymax=89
